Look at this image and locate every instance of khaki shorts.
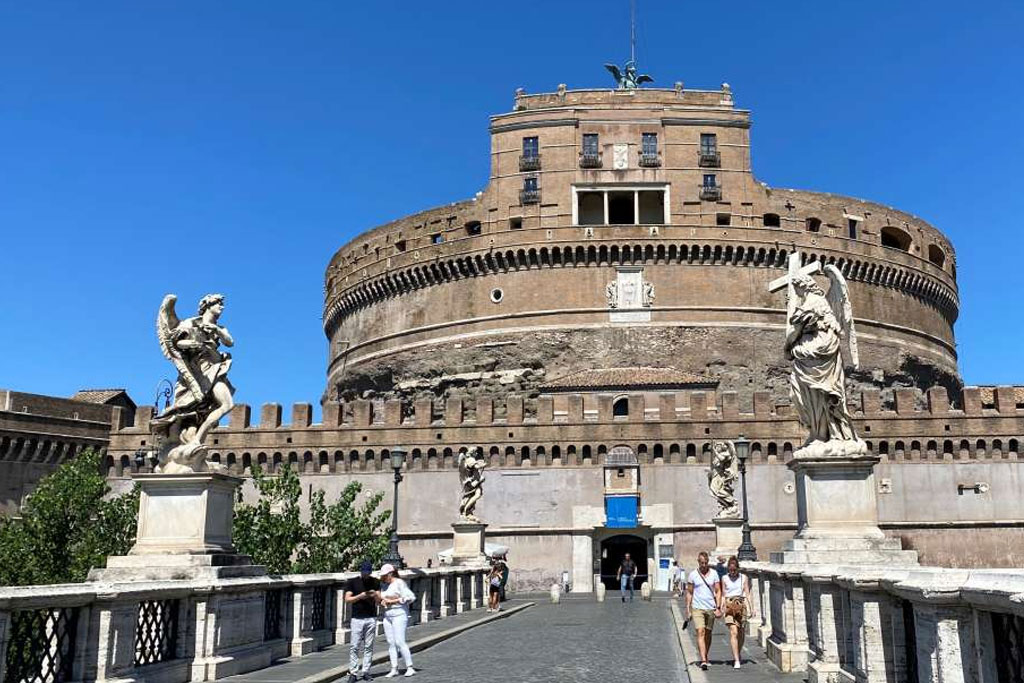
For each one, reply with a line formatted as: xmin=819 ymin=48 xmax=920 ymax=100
xmin=691 ymin=608 xmax=716 ymax=630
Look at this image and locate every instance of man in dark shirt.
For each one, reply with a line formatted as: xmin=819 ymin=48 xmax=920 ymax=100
xmin=617 ymin=553 xmax=638 ymax=602
xmin=344 ymin=560 xmax=380 ymax=682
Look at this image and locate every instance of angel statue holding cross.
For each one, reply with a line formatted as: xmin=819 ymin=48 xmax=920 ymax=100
xmin=772 ymin=255 xmax=865 ymax=456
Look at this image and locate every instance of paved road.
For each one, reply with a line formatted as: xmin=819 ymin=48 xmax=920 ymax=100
xmin=391 ymin=598 xmax=687 ymax=683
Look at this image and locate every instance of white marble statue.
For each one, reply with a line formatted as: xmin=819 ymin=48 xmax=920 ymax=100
xmin=151 ymin=294 xmax=236 ymax=473
xmin=605 ymin=280 xmax=619 ymax=308
xmin=708 ymin=440 xmax=739 ymax=518
xmin=457 ymin=446 xmax=487 ymax=521
xmin=784 ymin=266 xmax=865 ymax=456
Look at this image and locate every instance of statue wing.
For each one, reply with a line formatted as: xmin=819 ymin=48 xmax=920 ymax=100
xmin=825 ymin=265 xmax=859 ymax=368
xmin=156 ymin=294 xmax=204 ymax=405
xmin=604 ymin=63 xmax=622 ymax=83
xmin=636 ymin=74 xmax=654 ymax=85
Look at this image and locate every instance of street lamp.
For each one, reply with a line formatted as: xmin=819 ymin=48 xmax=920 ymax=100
xmin=381 ymin=447 xmax=407 ymax=569
xmin=735 ymin=435 xmax=758 ymax=561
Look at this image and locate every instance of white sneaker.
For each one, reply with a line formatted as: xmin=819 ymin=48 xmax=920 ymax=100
xmin=385 ymin=669 xmax=399 ymax=678
xmin=404 ymin=668 xmax=417 ymax=677
xmin=734 ymin=661 xmax=742 ymax=669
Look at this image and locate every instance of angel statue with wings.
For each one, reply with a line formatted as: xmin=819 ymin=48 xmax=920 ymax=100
xmin=708 ymin=440 xmax=739 ymax=518
xmin=604 ymin=60 xmax=653 ymax=90
xmin=151 ymin=293 xmax=236 ymax=473
xmin=785 ymin=266 xmax=864 ymax=455
xmin=457 ymin=446 xmax=488 ymax=522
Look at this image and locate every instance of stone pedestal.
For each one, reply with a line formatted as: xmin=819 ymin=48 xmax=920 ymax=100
xmin=712 ymin=516 xmax=744 ymax=559
xmin=771 ymin=451 xmax=917 ymax=565
xmin=90 ymin=472 xmax=265 ymax=581
xmin=450 ymin=520 xmax=488 ymax=566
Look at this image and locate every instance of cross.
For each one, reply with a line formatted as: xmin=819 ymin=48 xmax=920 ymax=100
xmin=768 ymin=252 xmax=822 ymax=334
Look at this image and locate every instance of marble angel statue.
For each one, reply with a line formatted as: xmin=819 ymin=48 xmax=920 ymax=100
xmin=785 ymin=265 xmax=865 ymax=455
xmin=150 ymin=293 xmax=236 ymax=473
xmin=708 ymin=440 xmax=739 ymax=518
xmin=457 ymin=446 xmax=488 ymax=521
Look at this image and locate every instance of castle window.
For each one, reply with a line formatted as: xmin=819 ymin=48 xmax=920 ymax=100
xmin=520 ymin=136 xmax=541 ymax=171
xmin=700 ymin=174 xmax=721 ymax=201
xmin=394 ymin=239 xmax=406 ymax=252
xmin=613 ymin=397 xmax=629 ymax=417
xmin=763 ymin=213 xmax=780 ymax=227
xmin=699 ymin=133 xmax=720 ymax=167
xmin=430 ymin=233 xmax=443 ymax=245
xmin=521 ymin=176 xmax=540 ymax=204
xmin=639 ymin=133 xmax=660 ymax=167
xmin=717 ymin=213 xmax=731 ymax=226
xmin=928 ymin=244 xmax=946 ymax=268
xmin=465 ymin=221 xmax=482 ymax=236
xmin=522 ymin=136 xmax=539 ymax=158
xmin=880 ymin=226 xmax=912 ymax=252
xmin=703 ymin=174 xmax=717 ymax=188
xmin=806 ymin=217 xmax=821 ymax=232
xmin=573 ymin=184 xmax=669 ymax=225
xmin=848 ymin=218 xmax=859 ymax=239
xmin=578 ymin=192 xmax=604 ymax=225
xmin=509 ymin=217 xmax=523 ymax=230
xmin=580 ymin=133 xmax=601 ymax=167
xmin=608 ymin=191 xmax=635 ymax=224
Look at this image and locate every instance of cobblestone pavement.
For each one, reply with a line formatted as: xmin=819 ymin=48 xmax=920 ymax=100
xmin=387 ymin=597 xmax=687 ymax=682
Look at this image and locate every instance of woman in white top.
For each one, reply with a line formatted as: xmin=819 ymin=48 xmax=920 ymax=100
xmin=719 ymin=556 xmax=756 ymax=669
xmin=378 ymin=563 xmax=417 ymax=677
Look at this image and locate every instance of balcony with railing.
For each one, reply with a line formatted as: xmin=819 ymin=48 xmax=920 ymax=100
xmin=699 ymin=184 xmax=722 ymax=201
xmin=520 ymin=188 xmax=541 ymax=204
xmin=698 ymin=149 xmax=721 ymax=167
xmin=579 ymin=152 xmax=602 ymax=169
xmin=519 ymin=155 xmax=542 ymax=172
xmin=638 ymin=152 xmax=661 ymax=168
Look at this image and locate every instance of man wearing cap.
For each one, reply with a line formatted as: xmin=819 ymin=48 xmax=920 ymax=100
xmin=344 ymin=560 xmax=380 ymax=682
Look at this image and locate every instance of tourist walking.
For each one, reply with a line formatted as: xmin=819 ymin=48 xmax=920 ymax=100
xmin=721 ymin=556 xmax=756 ymax=669
xmin=344 ymin=560 xmax=380 ymax=682
xmin=617 ymin=552 xmax=638 ymax=602
xmin=378 ymin=563 xmax=417 ymax=677
xmin=686 ymin=551 xmax=722 ymax=670
xmin=670 ymin=560 xmax=684 ymax=597
xmin=487 ymin=560 xmax=503 ymax=612
xmin=495 ymin=553 xmax=510 ymax=604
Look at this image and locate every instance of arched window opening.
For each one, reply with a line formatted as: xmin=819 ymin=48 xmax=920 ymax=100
xmin=927 ymin=244 xmax=946 ymax=268
xmin=880 ymin=226 xmax=912 ymax=252
xmin=612 ymin=397 xmax=629 ymax=417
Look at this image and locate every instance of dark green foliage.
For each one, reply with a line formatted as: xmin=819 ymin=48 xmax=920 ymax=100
xmin=0 ymin=450 xmax=139 ymax=586
xmin=233 ymin=464 xmax=390 ymax=574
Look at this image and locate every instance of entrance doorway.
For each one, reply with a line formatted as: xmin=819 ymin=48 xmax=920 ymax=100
xmin=599 ymin=534 xmax=649 ymax=590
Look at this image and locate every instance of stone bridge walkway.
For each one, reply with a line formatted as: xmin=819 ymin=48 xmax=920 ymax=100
xmin=227 ymin=596 xmax=805 ymax=683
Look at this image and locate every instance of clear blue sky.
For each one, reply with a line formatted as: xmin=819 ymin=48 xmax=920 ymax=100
xmin=1 ymin=1 xmax=1022 ymax=416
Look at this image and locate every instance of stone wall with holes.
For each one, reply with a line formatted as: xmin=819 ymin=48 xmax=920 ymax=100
xmin=321 ymin=85 xmax=958 ymax=405
xmin=104 ymin=385 xmax=1024 ymax=587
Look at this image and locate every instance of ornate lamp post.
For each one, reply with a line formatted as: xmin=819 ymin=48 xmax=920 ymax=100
xmin=381 ymin=447 xmax=407 ymax=569
xmin=735 ymin=435 xmax=758 ymax=561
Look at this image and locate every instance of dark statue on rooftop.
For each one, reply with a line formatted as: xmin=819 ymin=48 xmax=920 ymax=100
xmin=604 ymin=61 xmax=653 ymax=90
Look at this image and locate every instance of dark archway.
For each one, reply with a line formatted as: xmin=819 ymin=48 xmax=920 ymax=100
xmin=599 ymin=534 xmax=649 ymax=590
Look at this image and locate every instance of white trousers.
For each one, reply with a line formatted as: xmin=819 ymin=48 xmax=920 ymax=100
xmin=383 ymin=610 xmax=413 ymax=670
xmin=348 ymin=617 xmax=376 ymax=673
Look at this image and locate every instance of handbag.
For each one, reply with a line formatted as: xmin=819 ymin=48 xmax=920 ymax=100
xmin=726 ymin=597 xmax=746 ymax=619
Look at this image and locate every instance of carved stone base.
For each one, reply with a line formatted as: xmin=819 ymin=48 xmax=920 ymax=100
xmin=771 ymin=448 xmax=917 ymax=565
xmin=450 ymin=520 xmax=488 ymax=566
xmin=90 ymin=472 xmax=265 ymax=581
xmin=711 ymin=516 xmax=744 ymax=559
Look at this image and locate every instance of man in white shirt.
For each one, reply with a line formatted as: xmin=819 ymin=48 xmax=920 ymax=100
xmin=686 ymin=551 xmax=722 ymax=670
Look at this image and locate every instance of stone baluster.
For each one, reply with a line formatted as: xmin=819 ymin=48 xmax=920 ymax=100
xmin=439 ymin=573 xmax=452 ymax=618
xmin=334 ymin=578 xmax=351 ymax=644
xmin=419 ymin=574 xmax=433 ymax=623
xmin=455 ymin=571 xmax=467 ymax=613
xmin=289 ymin=585 xmax=314 ymax=656
xmin=757 ymin=571 xmax=773 ymax=649
xmin=803 ymin=568 xmax=843 ymax=683
xmin=766 ymin=568 xmax=810 ymax=672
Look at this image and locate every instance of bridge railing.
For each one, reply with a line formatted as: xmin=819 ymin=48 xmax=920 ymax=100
xmin=0 ymin=565 xmax=487 ymax=683
xmin=745 ymin=562 xmax=1024 ymax=683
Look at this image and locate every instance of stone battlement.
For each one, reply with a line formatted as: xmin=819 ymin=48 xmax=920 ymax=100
xmin=104 ymin=385 xmax=1024 ymax=476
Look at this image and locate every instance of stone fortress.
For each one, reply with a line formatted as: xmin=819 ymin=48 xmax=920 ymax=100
xmin=106 ymin=79 xmax=1024 ymax=592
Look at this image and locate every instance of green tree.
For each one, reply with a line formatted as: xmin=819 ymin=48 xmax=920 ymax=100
xmin=233 ymin=464 xmax=390 ymax=574
xmin=0 ymin=449 xmax=139 ymax=586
